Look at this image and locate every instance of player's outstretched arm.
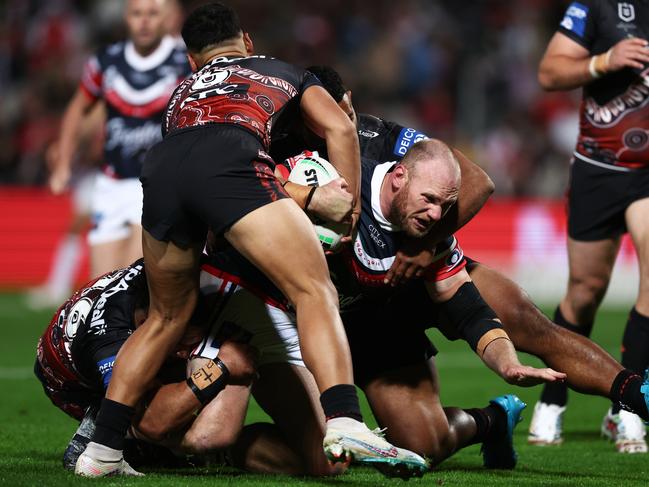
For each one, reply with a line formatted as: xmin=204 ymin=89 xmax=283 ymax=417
xmin=49 ymin=88 xmax=99 ymax=194
xmin=481 ymin=337 xmax=567 ymax=387
xmin=300 ymin=85 xmax=361 ymax=231
xmin=426 ymin=270 xmax=566 ymax=386
xmin=385 ymin=149 xmax=493 ymax=286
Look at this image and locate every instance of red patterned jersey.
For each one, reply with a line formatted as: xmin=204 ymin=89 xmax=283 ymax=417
xmin=163 ymin=55 xmax=321 ymax=149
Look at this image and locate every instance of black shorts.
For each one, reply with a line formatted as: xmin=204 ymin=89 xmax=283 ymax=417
xmin=567 ymin=156 xmax=649 ymax=241
xmin=342 ymin=284 xmax=439 ymax=389
xmin=141 ymin=124 xmax=288 ymax=246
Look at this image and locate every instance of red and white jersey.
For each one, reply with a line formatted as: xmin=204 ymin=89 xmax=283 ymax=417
xmin=80 ymin=36 xmax=191 ymax=178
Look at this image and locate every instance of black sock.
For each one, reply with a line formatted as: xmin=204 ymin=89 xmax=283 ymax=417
xmin=464 ymin=405 xmax=506 ymax=445
xmin=621 ymin=307 xmax=649 ymax=374
xmin=91 ymin=398 xmax=135 ymax=451
xmin=610 ymin=369 xmax=648 ymax=420
xmin=539 ymin=306 xmax=593 ymax=407
xmin=320 ymin=384 xmax=363 ymax=422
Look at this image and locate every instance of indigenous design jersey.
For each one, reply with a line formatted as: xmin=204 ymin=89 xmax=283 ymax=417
xmin=558 ymin=0 xmax=649 ymax=169
xmin=80 ymin=36 xmax=190 ymax=178
xmin=36 ymin=261 xmax=145 ymax=394
xmin=328 ymin=158 xmax=466 ymax=312
xmin=357 ymin=113 xmax=430 ymax=163
xmin=163 ymin=55 xmax=321 ymax=149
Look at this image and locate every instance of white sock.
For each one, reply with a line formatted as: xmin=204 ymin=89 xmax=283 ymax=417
xmin=46 ymin=235 xmax=82 ymax=296
xmin=326 ymin=417 xmax=368 ymax=432
xmin=83 ymin=442 xmax=123 ymax=462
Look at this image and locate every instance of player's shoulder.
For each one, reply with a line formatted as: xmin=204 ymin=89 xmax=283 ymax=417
xmin=95 ymin=41 xmax=126 ymax=63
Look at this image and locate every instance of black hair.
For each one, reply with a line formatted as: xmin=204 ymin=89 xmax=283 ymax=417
xmin=182 ymin=2 xmax=242 ymax=53
xmin=307 ymin=65 xmax=347 ymax=102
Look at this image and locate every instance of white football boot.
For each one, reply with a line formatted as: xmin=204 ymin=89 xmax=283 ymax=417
xmin=601 ymin=408 xmax=648 ymax=454
xmin=527 ymin=402 xmax=565 ymax=445
xmin=75 ymin=442 xmax=143 ymax=477
xmin=323 ymin=418 xmax=428 ymax=479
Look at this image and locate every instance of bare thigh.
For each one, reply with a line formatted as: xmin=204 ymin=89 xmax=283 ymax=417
xmin=561 ymin=237 xmax=620 ymax=324
xmin=252 ymin=363 xmax=337 ymax=476
xmin=363 ymin=359 xmax=448 ymax=458
xmin=225 ymin=198 xmax=352 ymax=391
xmin=105 ymin=230 xmax=202 ymax=406
xmin=626 ymin=197 xmax=649 ymax=314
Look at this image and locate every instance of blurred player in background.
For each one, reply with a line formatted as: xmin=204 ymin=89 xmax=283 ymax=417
xmin=48 ymin=0 xmax=190 ymax=278
xmin=27 ymin=105 xmax=104 ymax=309
xmin=529 ymin=1 xmax=649 ymax=453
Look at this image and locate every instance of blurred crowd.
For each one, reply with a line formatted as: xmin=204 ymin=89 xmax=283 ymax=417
xmin=0 ymin=0 xmax=581 ymax=196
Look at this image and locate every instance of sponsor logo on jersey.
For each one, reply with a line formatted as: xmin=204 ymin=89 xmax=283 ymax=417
xmin=89 ymin=264 xmax=143 ymax=335
xmin=584 ymin=74 xmax=649 ymax=127
xmin=561 ymin=2 xmax=588 ymax=37
xmin=105 ymin=118 xmax=161 ymax=159
xmin=618 ymin=3 xmax=635 ymax=22
xmin=97 ymin=355 xmax=116 ymax=388
xmin=359 ymin=129 xmax=379 ymax=138
xmin=393 ymin=127 xmax=429 ymax=156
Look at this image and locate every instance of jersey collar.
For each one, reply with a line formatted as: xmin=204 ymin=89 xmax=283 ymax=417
xmin=371 ymin=161 xmax=402 ymax=232
xmin=124 ymin=35 xmax=176 ymax=72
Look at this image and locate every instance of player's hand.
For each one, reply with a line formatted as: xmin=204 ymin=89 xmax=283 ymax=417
xmin=499 ymin=364 xmax=567 ymax=387
xmin=308 ymin=177 xmax=353 ymax=224
xmin=48 ymin=164 xmax=71 ymax=195
xmin=384 ymin=244 xmax=436 ymax=287
xmin=607 ymin=37 xmax=649 ymax=73
xmin=216 ymin=340 xmax=258 ymax=385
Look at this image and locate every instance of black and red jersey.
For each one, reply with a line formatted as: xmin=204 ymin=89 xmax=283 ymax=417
xmin=36 ymin=262 xmax=145 ymax=395
xmin=80 ymin=36 xmax=191 ymax=179
xmin=163 ymin=55 xmax=321 ymax=149
xmin=557 ymin=0 xmax=649 ymax=169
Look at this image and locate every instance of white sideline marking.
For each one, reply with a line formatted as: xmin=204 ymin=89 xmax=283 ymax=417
xmin=0 ymin=366 xmax=33 ymax=380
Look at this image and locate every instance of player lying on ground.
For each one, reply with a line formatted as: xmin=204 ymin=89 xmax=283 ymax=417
xmin=301 ymin=64 xmax=649 ymax=436
xmin=34 ymin=260 xmax=264 ymax=472
xmin=190 ymin=139 xmax=564 ymax=474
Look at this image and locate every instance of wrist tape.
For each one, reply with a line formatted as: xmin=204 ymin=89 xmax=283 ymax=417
xmin=186 ymin=358 xmax=230 ymax=405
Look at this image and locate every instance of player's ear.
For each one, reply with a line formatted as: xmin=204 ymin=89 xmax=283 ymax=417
xmin=243 ymin=32 xmax=254 ymax=55
xmin=187 ymin=53 xmax=199 ymax=72
xmin=392 ymin=164 xmax=407 ymax=189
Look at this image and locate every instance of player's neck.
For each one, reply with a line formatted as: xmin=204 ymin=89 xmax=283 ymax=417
xmin=379 ymin=173 xmax=396 ymax=224
xmin=132 ymin=38 xmax=163 ymax=57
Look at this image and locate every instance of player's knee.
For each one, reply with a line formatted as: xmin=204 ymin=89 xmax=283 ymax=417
xmin=183 ymin=428 xmax=238 ymax=454
xmin=566 ymin=277 xmax=607 ymax=318
xmin=292 ymin=275 xmax=339 ymax=310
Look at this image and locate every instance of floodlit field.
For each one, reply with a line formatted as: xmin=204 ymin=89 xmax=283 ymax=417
xmin=1 ymin=293 xmax=648 ymax=486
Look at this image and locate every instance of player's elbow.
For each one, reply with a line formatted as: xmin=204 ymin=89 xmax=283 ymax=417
xmin=537 ymin=65 xmax=561 ymax=91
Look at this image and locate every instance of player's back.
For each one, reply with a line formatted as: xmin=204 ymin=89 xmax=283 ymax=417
xmin=164 ymin=55 xmax=320 ymax=148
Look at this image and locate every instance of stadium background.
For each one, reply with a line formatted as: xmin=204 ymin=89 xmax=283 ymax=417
xmin=1 ymin=1 xmax=647 ymax=485
xmin=0 ymin=0 xmax=638 ymax=304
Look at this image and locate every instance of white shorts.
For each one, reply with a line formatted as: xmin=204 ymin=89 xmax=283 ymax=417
xmin=194 ymin=270 xmax=303 ymax=367
xmin=88 ymin=173 xmax=143 ymax=246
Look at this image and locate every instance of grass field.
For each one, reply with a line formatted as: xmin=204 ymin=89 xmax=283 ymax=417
xmin=1 ymin=293 xmax=648 ymax=486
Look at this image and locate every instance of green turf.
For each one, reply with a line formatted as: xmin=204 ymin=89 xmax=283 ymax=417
xmin=1 ymin=293 xmax=648 ymax=486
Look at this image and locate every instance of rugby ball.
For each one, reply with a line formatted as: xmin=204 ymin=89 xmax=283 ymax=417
xmin=287 ymin=151 xmax=347 ymax=252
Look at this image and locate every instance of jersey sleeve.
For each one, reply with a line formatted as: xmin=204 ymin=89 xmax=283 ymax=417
xmin=557 ymin=0 xmax=599 ymax=51
xmin=421 ymin=236 xmax=466 ymax=282
xmin=79 ymin=51 xmax=104 ymax=101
